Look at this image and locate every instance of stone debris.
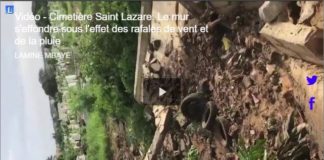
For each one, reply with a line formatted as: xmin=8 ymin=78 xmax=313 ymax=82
xmin=260 ymin=22 xmax=323 ymax=65
xmin=143 ymin=1 xmax=322 ymax=159
xmin=145 ymin=51 xmax=152 ymax=63
xmin=242 ymin=76 xmax=252 ymax=88
xmin=142 ymin=64 xmax=150 ymax=78
xmin=266 ymin=64 xmax=276 ymax=75
xmin=150 ymin=57 xmax=157 ymax=64
xmin=149 ymin=62 xmax=162 ymax=73
xmin=164 ymin=40 xmax=173 ymax=57
xmin=297 ymin=1 xmax=319 ymax=24
xmin=258 ymin=1 xmax=288 ymax=23
xmin=142 ymin=43 xmax=164 ymax=79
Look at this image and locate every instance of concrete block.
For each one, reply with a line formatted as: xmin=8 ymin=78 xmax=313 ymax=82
xmin=259 ymin=1 xmax=288 ymax=23
xmin=260 ymin=22 xmax=323 ymax=65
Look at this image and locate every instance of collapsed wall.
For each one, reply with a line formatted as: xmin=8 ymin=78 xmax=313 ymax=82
xmin=134 ymin=1 xmax=324 ymax=159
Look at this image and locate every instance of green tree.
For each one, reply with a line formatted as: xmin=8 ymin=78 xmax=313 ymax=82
xmin=38 ymin=67 xmax=58 ymax=97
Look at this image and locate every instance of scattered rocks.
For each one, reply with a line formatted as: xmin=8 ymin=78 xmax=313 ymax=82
xmin=238 ymin=47 xmax=247 ymax=54
xmin=143 ymin=64 xmax=150 ymax=78
xmin=258 ymin=1 xmax=288 ymax=23
xmin=297 ymin=1 xmax=319 ymax=24
xmin=150 ymin=62 xmax=162 ymax=73
xmin=150 ymin=58 xmax=158 ymax=64
xmin=228 ymin=123 xmax=239 ymax=136
xmin=242 ymin=76 xmax=252 ymax=88
xmin=164 ymin=40 xmax=173 ymax=57
xmin=250 ymin=129 xmax=256 ymax=135
xmin=266 ymin=64 xmax=276 ymax=74
xmin=144 ymin=39 xmax=166 ymax=79
xmin=251 ymin=93 xmax=260 ymax=104
xmin=145 ymin=51 xmax=153 ymax=63
xmin=151 ymin=73 xmax=160 ymax=78
xmin=179 ymin=139 xmax=186 ymax=152
xmin=175 ymin=113 xmax=188 ymax=128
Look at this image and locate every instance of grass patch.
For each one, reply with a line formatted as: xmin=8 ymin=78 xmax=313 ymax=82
xmin=86 ymin=111 xmax=110 ymax=160
xmin=238 ymin=138 xmax=266 ymax=160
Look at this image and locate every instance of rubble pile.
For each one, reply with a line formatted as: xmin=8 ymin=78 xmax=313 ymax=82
xmin=143 ymin=40 xmax=163 ymax=79
xmin=145 ymin=1 xmax=322 ymax=159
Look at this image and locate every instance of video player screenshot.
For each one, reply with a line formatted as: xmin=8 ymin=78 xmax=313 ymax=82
xmin=1 ymin=1 xmax=323 ymax=160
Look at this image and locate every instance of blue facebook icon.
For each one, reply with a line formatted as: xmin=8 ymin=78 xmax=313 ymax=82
xmin=5 ymin=5 xmax=14 ymax=14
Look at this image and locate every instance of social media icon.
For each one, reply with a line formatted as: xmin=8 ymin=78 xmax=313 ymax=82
xmin=5 ymin=5 xmax=14 ymax=14
xmin=309 ymin=97 xmax=315 ymax=110
xmin=306 ymin=75 xmax=317 ymax=85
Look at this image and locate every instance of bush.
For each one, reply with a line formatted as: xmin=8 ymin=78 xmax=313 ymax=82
xmin=125 ymin=104 xmax=154 ymax=151
xmin=57 ymin=144 xmax=77 ymax=160
xmin=67 ymin=85 xmax=96 ymax=113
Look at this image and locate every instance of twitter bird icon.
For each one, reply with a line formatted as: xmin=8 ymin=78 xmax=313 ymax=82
xmin=306 ymin=75 xmax=317 ymax=85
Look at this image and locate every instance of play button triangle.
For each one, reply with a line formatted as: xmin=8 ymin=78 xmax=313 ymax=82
xmin=159 ymin=87 xmax=166 ymax=96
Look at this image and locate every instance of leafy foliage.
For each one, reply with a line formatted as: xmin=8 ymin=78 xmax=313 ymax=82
xmin=52 ymin=124 xmax=64 ymax=148
xmin=38 ymin=67 xmax=58 ymax=97
xmin=125 ymin=103 xmax=155 ymax=150
xmin=58 ymin=144 xmax=77 ymax=160
xmin=238 ymin=138 xmax=266 ymax=160
xmin=32 ymin=1 xmax=51 ymax=27
xmin=47 ymin=1 xmax=154 ymax=158
xmin=32 ymin=1 xmax=52 ymax=48
xmin=187 ymin=146 xmax=199 ymax=160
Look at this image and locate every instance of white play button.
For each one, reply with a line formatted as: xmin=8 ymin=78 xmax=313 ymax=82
xmin=159 ymin=87 xmax=166 ymax=96
xmin=143 ymin=78 xmax=181 ymax=105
